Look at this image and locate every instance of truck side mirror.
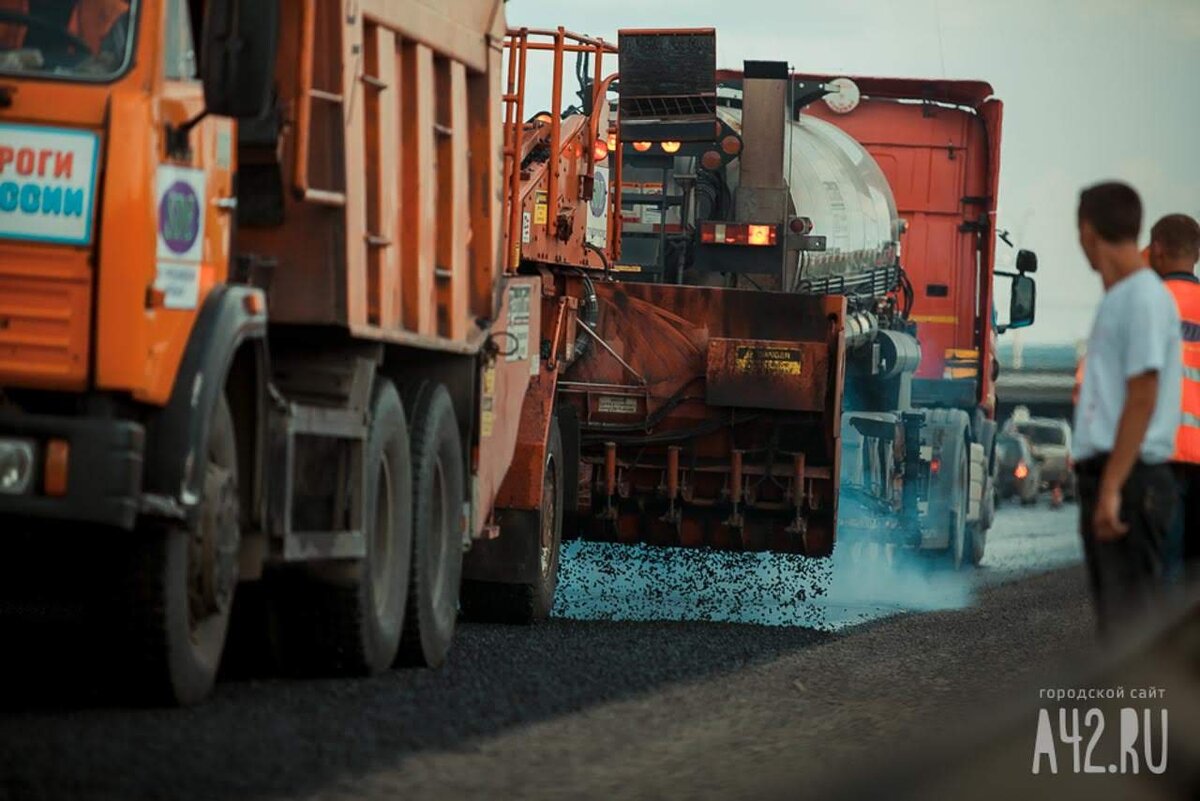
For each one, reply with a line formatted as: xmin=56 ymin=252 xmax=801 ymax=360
xmin=1016 ymin=249 xmax=1038 ymax=274
xmin=1008 ymin=274 xmax=1036 ymax=329
xmin=200 ymin=0 xmax=279 ymax=119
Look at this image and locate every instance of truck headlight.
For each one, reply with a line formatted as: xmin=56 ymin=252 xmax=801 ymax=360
xmin=0 ymin=438 xmax=36 ymax=495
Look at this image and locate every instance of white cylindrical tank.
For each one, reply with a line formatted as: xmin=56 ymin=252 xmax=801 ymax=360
xmin=717 ymin=104 xmax=900 ymax=293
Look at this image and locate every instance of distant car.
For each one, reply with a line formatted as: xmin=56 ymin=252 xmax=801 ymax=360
xmin=1009 ymin=416 xmax=1076 ymax=500
xmin=995 ymin=433 xmax=1041 ymax=504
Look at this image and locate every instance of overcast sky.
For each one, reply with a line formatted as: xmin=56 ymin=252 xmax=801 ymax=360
xmin=508 ymin=0 xmax=1200 ymax=345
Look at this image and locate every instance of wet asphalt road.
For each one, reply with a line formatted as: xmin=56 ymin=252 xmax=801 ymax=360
xmin=0 ymin=500 xmax=1091 ymax=801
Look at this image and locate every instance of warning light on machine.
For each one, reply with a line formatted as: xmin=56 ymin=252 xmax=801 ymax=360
xmin=699 ymin=222 xmax=777 ymax=246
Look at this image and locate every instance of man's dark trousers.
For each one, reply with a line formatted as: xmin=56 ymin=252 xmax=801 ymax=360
xmin=1076 ymin=456 xmax=1176 ymax=634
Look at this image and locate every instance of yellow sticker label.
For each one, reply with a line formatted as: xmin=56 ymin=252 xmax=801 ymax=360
xmin=735 ymin=346 xmax=802 ymax=375
xmin=533 ymin=191 xmax=548 ymax=225
xmin=611 ymin=263 xmax=643 ymax=273
xmin=480 ymin=364 xmax=496 ymax=438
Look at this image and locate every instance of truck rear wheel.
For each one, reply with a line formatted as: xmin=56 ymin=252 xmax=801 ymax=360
xmin=398 ymin=382 xmax=464 ymax=668
xmin=125 ymin=394 xmax=240 ymax=706
xmin=274 ymin=379 xmax=413 ymax=675
xmin=461 ymin=417 xmax=564 ymax=624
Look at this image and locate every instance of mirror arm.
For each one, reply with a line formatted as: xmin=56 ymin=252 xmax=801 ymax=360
xmin=166 ymin=110 xmax=210 ymax=160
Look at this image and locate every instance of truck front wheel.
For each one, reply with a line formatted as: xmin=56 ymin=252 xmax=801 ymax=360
xmin=125 ymin=394 xmax=240 ymax=706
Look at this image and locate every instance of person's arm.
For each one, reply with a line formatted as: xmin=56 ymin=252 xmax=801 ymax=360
xmin=1094 ymin=371 xmax=1159 ymax=540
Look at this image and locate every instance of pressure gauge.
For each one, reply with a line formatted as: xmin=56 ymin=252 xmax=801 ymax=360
xmin=823 ymin=77 xmax=861 ymax=114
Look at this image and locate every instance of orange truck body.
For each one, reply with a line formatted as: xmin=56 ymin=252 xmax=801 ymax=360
xmin=0 ymin=0 xmax=618 ymax=703
xmin=0 ymin=0 xmax=541 ymax=530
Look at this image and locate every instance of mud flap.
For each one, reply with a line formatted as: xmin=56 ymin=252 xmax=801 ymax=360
xmin=462 ymin=368 xmax=558 ymax=585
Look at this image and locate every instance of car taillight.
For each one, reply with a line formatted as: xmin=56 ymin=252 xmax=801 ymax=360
xmin=1015 ymin=462 xmax=1029 ymax=480
xmin=930 ymin=458 xmax=940 ymax=475
xmin=699 ymin=222 xmax=777 ymax=246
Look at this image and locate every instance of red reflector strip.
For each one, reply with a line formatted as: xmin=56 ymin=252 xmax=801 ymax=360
xmin=699 ymin=222 xmax=777 ymax=246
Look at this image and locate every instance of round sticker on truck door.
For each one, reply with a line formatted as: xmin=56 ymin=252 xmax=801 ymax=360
xmin=156 ymin=165 xmax=205 ymax=262
xmin=154 ymin=165 xmax=207 ymax=309
xmin=159 ymin=180 xmax=200 ymax=255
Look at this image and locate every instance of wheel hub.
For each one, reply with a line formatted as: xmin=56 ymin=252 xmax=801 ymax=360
xmin=190 ymin=462 xmax=239 ymax=627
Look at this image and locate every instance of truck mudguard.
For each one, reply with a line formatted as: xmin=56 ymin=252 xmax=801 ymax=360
xmin=142 ymin=285 xmax=267 ymax=528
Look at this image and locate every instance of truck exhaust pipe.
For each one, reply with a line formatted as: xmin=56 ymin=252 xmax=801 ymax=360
xmin=736 ymin=60 xmax=790 ymax=224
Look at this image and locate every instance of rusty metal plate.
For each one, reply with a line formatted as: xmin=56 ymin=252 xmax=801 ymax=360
xmin=705 ymin=338 xmax=829 ymax=412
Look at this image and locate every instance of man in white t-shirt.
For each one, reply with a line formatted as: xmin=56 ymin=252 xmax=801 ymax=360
xmin=1072 ymin=181 xmax=1181 ymax=634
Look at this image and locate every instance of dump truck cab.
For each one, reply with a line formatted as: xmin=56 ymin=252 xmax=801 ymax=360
xmin=0 ymin=1 xmax=257 ymax=525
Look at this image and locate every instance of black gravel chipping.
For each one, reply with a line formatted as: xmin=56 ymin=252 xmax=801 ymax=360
xmin=0 ymin=618 xmax=832 ymax=801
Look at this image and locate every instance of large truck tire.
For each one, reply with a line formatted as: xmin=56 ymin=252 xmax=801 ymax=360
xmin=461 ymin=417 xmax=564 ymax=624
xmin=975 ymin=417 xmax=998 ymax=530
xmin=398 ymin=382 xmax=465 ymax=668
xmin=124 ymin=394 xmax=240 ymax=706
xmin=966 ymin=441 xmax=989 ymax=566
xmin=925 ymin=409 xmax=970 ymax=571
xmin=273 ymin=379 xmax=413 ymax=676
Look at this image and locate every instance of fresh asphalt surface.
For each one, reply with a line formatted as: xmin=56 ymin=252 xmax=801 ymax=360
xmin=0 ymin=500 xmax=1094 ymax=801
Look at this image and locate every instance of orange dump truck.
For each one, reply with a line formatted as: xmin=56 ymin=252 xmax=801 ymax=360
xmin=0 ymin=1 xmax=615 ymax=703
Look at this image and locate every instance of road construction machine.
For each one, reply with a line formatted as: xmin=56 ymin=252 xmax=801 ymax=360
xmin=570 ymin=28 xmax=1039 ymax=567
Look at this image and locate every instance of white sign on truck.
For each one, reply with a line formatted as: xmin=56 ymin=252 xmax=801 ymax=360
xmin=0 ymin=123 xmax=99 ymax=246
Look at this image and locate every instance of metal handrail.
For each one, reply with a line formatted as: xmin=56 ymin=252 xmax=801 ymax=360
xmin=500 ymin=27 xmax=618 ymax=271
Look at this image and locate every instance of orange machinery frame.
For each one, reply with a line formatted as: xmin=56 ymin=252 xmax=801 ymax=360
xmin=487 ymin=26 xmax=623 ymax=515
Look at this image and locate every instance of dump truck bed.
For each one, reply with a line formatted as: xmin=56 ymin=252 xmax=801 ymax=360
xmin=238 ymin=0 xmax=507 ymax=352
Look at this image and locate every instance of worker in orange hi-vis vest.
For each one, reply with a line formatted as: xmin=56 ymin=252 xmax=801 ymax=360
xmin=0 ymin=0 xmax=130 ymax=69
xmin=1148 ymin=213 xmax=1200 ymax=581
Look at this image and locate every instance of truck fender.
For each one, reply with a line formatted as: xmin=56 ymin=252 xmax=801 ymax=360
xmin=143 ymin=286 xmax=268 ymax=533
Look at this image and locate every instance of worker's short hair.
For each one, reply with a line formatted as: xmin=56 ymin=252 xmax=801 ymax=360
xmin=1150 ymin=213 xmax=1200 ymax=261
xmin=1078 ymin=181 xmax=1142 ymax=243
